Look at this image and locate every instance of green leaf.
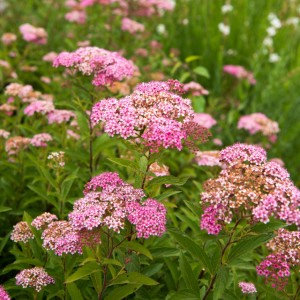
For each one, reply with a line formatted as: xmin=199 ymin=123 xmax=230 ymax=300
xmin=142 ymin=263 xmax=164 ymax=277
xmin=109 ymin=272 xmax=158 ymax=286
xmin=0 ymin=206 xmax=12 ymax=213
xmin=227 ymin=233 xmax=274 ymax=264
xmin=65 ymin=262 xmax=101 ymax=283
xmin=192 ymin=96 xmax=206 ymax=113
xmin=168 ymin=228 xmax=213 ymax=274
xmin=148 ymin=176 xmax=189 ymax=187
xmin=107 ymin=158 xmax=139 ymax=171
xmin=66 ymin=282 xmax=84 ymax=300
xmin=104 ymin=284 xmax=142 ymax=300
xmin=167 ymin=290 xmax=200 ymax=300
xmin=121 ymin=241 xmax=152 ymax=260
xmin=193 ymin=66 xmax=210 ymax=78
xmin=76 ymin=111 xmax=89 ymax=134
xmin=213 ymin=266 xmax=229 ymax=300
xmin=179 ymin=252 xmax=199 ymax=292
xmin=185 ymin=55 xmax=201 ymax=63
xmin=101 ymin=258 xmax=122 ymax=267
xmin=156 ymin=190 xmax=182 ymax=201
xmin=251 ymin=220 xmax=286 ymax=233
xmin=61 ymin=168 xmax=79 ymax=201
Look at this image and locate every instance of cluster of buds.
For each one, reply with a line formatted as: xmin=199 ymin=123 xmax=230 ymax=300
xmin=47 ymin=151 xmax=65 ymax=168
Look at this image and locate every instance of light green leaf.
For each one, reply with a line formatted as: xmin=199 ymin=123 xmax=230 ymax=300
xmin=193 ymin=66 xmax=210 ymax=78
xmin=104 ymin=284 xmax=142 ymax=300
xmin=148 ymin=176 xmax=189 ymax=187
xmin=107 ymin=158 xmax=139 ymax=171
xmin=65 ymin=262 xmax=101 ymax=283
xmin=156 ymin=191 xmax=182 ymax=201
xmin=66 ymin=282 xmax=84 ymax=300
xmin=185 ymin=55 xmax=201 ymax=63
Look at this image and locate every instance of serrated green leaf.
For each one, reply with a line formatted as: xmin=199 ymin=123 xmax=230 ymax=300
xmin=104 ymin=284 xmax=142 ymax=300
xmin=121 ymin=241 xmax=152 ymax=260
xmin=148 ymin=176 xmax=189 ymax=187
xmin=227 ymin=233 xmax=274 ymax=264
xmin=179 ymin=252 xmax=199 ymax=292
xmin=66 ymin=282 xmax=84 ymax=300
xmin=193 ymin=66 xmax=210 ymax=78
xmin=65 ymin=262 xmax=101 ymax=283
xmin=168 ymin=228 xmax=213 ymax=274
xmin=109 ymin=272 xmax=158 ymax=286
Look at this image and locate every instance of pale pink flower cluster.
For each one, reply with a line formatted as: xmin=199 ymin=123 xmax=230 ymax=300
xmin=47 ymin=151 xmax=65 ymax=168
xmin=42 ymin=220 xmax=84 ymax=255
xmin=127 ymin=199 xmax=166 ymax=238
xmin=183 ymin=81 xmax=209 ymax=96
xmin=200 ymin=144 xmax=300 ymax=235
xmin=24 ymin=100 xmax=54 ymax=116
xmin=5 ymin=136 xmax=31 ymax=156
xmin=42 ymin=52 xmax=58 ymax=62
xmin=31 ymin=213 xmax=58 ymax=230
xmin=91 ymin=80 xmax=200 ymax=151
xmin=0 ymin=285 xmax=10 ymax=300
xmin=65 ymin=10 xmax=87 ymax=24
xmin=0 ymin=129 xmax=10 ymax=139
xmin=193 ymin=113 xmax=216 ymax=129
xmin=47 ymin=109 xmax=76 ymax=124
xmin=121 ymin=18 xmax=145 ymax=34
xmin=223 ymin=65 xmax=256 ymax=85
xmin=238 ymin=113 xmax=279 ymax=140
xmin=30 ymin=133 xmax=53 ymax=147
xmin=257 ymin=253 xmax=290 ymax=290
xmin=15 ymin=267 xmax=54 ymax=292
xmin=238 ymin=282 xmax=257 ymax=294
xmin=195 ymin=151 xmax=222 ymax=167
xmin=67 ymin=129 xmax=80 ymax=140
xmin=53 ymin=47 xmax=135 ymax=86
xmin=70 ymin=172 xmax=167 ymax=238
xmin=19 ymin=23 xmax=47 ymax=45
xmin=1 ymin=33 xmax=17 ymax=45
xmin=11 ymin=221 xmax=34 ymax=243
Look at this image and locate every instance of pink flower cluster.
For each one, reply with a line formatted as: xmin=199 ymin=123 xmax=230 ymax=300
xmin=47 ymin=109 xmax=76 ymax=124
xmin=91 ymin=80 xmax=206 ymax=151
xmin=65 ymin=10 xmax=87 ymax=24
xmin=238 ymin=113 xmax=279 ymax=141
xmin=183 ymin=81 xmax=209 ymax=96
xmin=53 ymin=47 xmax=135 ymax=86
xmin=256 ymin=254 xmax=290 ymax=290
xmin=5 ymin=136 xmax=31 ymax=156
xmin=16 ymin=267 xmax=54 ymax=292
xmin=238 ymin=282 xmax=257 ymax=294
xmin=0 ymin=129 xmax=10 ymax=139
xmin=31 ymin=212 xmax=58 ymax=230
xmin=193 ymin=113 xmax=216 ymax=129
xmin=0 ymin=285 xmax=10 ymax=300
xmin=223 ymin=65 xmax=256 ymax=85
xmin=19 ymin=23 xmax=47 ymax=45
xmin=69 ymin=172 xmax=167 ymax=238
xmin=11 ymin=221 xmax=34 ymax=243
xmin=24 ymin=100 xmax=54 ymax=116
xmin=121 ymin=18 xmax=145 ymax=34
xmin=195 ymin=151 xmax=222 ymax=167
xmin=127 ymin=199 xmax=166 ymax=238
xmin=200 ymin=143 xmax=300 ymax=234
xmin=30 ymin=133 xmax=53 ymax=147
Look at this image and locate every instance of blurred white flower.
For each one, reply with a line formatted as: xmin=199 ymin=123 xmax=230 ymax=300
xmin=227 ymin=49 xmax=237 ymax=56
xmin=218 ymin=23 xmax=230 ymax=36
xmin=269 ymin=53 xmax=280 ymax=63
xmin=270 ymin=18 xmax=281 ymax=29
xmin=221 ymin=4 xmax=233 ymax=14
xmin=286 ymin=17 xmax=299 ymax=26
xmin=157 ymin=24 xmax=166 ymax=34
xmin=267 ymin=27 xmax=276 ymax=36
xmin=182 ymin=18 xmax=189 ymax=25
xmin=263 ymin=37 xmax=273 ymax=47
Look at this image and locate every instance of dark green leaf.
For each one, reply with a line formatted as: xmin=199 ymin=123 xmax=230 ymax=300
xmin=179 ymin=252 xmax=199 ymax=292
xmin=104 ymin=284 xmax=142 ymax=300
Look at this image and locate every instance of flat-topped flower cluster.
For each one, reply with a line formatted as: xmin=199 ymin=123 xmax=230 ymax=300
xmin=91 ymin=80 xmax=210 ymax=151
xmin=200 ymin=143 xmax=300 ymax=234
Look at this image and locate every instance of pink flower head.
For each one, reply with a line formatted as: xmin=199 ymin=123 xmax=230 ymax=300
xmin=223 ymin=65 xmax=256 ymax=85
xmin=91 ymin=80 xmax=203 ymax=152
xmin=257 ymin=253 xmax=290 ymax=290
xmin=1 ymin=33 xmax=17 ymax=45
xmin=47 ymin=109 xmax=76 ymax=124
xmin=24 ymin=101 xmax=54 ymax=116
xmin=43 ymin=52 xmax=58 ymax=62
xmin=32 ymin=213 xmax=58 ymax=230
xmin=5 ymin=136 xmax=31 ymax=155
xmin=121 ymin=18 xmax=145 ymax=34
xmin=238 ymin=282 xmax=257 ymax=294
xmin=183 ymin=81 xmax=209 ymax=96
xmin=19 ymin=23 xmax=47 ymax=45
xmin=30 ymin=133 xmax=52 ymax=147
xmin=195 ymin=151 xmax=222 ymax=167
xmin=0 ymin=129 xmax=10 ymax=139
xmin=0 ymin=285 xmax=10 ymax=300
xmin=16 ymin=267 xmax=54 ymax=292
xmin=238 ymin=113 xmax=279 ymax=138
xmin=11 ymin=221 xmax=34 ymax=243
xmin=127 ymin=199 xmax=167 ymax=238
xmin=65 ymin=10 xmax=87 ymax=24
xmin=220 ymin=143 xmax=267 ymax=166
xmin=53 ymin=47 xmax=135 ymax=86
xmin=193 ymin=113 xmax=216 ymax=129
